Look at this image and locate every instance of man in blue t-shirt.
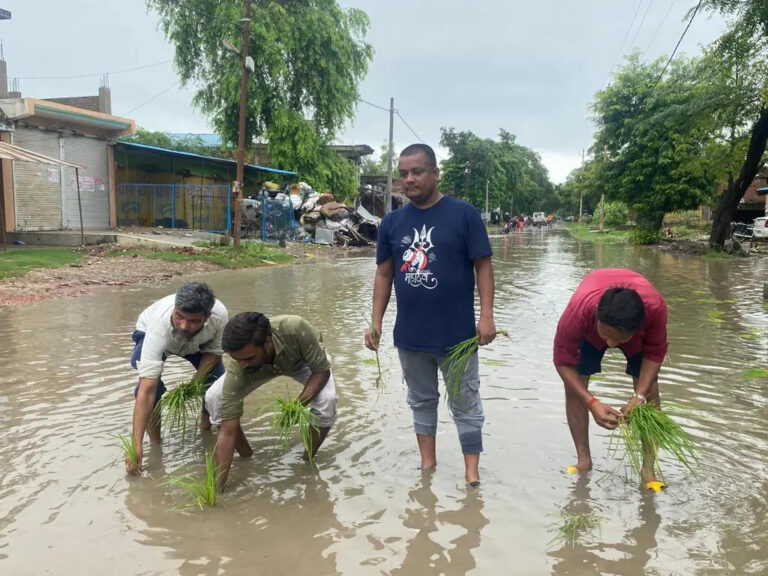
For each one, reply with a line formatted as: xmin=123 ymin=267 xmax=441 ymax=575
xmin=364 ymin=143 xmax=496 ymax=487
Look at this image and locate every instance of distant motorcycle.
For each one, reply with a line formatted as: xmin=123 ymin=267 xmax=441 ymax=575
xmin=729 ymin=221 xmax=754 ymax=243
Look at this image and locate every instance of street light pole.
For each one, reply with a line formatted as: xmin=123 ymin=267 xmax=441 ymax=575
xmin=484 ymin=178 xmax=489 ymax=223
xmin=233 ymin=0 xmax=251 ymax=248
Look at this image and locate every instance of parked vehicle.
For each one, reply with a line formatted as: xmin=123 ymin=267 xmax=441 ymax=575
xmin=730 ymin=221 xmax=754 ymax=242
xmin=753 ymin=216 xmax=768 ymax=239
xmin=532 ymin=212 xmax=546 ymax=227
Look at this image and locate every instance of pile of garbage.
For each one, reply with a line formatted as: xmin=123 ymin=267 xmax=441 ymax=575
xmin=241 ymin=182 xmax=379 ymax=247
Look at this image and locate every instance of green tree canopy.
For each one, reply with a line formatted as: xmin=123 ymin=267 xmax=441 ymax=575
xmin=438 ymin=128 xmax=555 ymax=215
xmin=147 ymin=0 xmax=373 ymax=199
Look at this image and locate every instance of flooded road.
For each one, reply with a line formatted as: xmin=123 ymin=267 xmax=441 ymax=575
xmin=1 ymin=229 xmax=767 ymax=575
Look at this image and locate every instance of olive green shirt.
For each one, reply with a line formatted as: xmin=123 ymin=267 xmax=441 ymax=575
xmin=218 ymin=315 xmax=331 ymax=421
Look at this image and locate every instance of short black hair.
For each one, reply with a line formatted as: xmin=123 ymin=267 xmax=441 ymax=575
xmin=222 ymin=312 xmax=272 ymax=353
xmin=597 ymin=288 xmax=645 ymax=334
xmin=400 ymin=143 xmax=437 ymax=169
xmin=175 ymin=282 xmax=215 ymax=314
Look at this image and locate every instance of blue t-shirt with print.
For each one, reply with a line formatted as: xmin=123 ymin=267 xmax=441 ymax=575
xmin=376 ymin=195 xmax=492 ymax=355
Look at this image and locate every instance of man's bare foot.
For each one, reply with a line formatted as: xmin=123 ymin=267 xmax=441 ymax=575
xmin=641 ymin=467 xmax=658 ymax=485
xmin=567 ymin=458 xmax=593 ymax=474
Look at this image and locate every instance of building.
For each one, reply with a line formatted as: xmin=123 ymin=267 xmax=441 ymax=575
xmin=0 ymin=70 xmax=136 ymax=232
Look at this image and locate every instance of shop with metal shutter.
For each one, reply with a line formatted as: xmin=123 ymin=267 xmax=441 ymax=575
xmin=62 ymin=135 xmax=109 ymax=229
xmin=12 ymin=127 xmax=62 ymax=230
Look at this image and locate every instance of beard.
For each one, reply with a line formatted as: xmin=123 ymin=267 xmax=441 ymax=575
xmin=172 ymin=326 xmax=196 ymax=341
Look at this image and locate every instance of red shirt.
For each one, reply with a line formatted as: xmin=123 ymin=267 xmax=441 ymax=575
xmin=553 ymin=269 xmax=668 ymax=366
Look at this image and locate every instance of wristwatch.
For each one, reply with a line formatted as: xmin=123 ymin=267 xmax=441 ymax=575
xmin=632 ymin=393 xmax=647 ymax=404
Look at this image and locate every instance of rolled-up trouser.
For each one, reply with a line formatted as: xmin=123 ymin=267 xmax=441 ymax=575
xmin=397 ymin=348 xmax=484 ymax=454
xmin=205 ymin=364 xmax=338 ymax=428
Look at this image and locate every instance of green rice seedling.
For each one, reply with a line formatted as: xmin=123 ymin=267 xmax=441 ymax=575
xmin=117 ymin=433 xmax=139 ymax=471
xmin=442 ymin=331 xmax=508 ymax=398
xmin=547 ymin=510 xmax=601 ymax=548
xmin=272 ymin=396 xmax=319 ymax=462
xmin=739 ymin=329 xmax=761 ymax=341
xmin=168 ymin=449 xmax=219 ymax=510
xmin=609 ymin=403 xmax=698 ymax=481
xmin=153 ymin=376 xmax=206 ymax=444
xmin=365 ymin=316 xmax=384 ymax=389
xmin=743 ymin=368 xmax=768 ymax=379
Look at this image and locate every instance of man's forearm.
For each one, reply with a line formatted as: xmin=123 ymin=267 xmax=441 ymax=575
xmin=215 ymin=419 xmax=239 ymax=490
xmin=372 ymin=263 xmax=393 ymax=326
xmin=556 ymin=365 xmax=591 ymax=405
xmin=298 ymin=371 xmax=331 ymax=404
xmin=636 ymin=358 xmax=662 ymax=398
xmin=132 ymin=378 xmax=158 ymax=445
xmin=195 ymin=353 xmax=221 ymax=380
xmin=475 ymin=257 xmax=495 ymax=320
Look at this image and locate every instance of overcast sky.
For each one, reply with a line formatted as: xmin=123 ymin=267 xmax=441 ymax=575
xmin=0 ymin=1 xmax=727 ymax=183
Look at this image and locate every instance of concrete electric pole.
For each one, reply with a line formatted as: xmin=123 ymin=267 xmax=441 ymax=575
xmin=233 ymin=0 xmax=251 ymax=248
xmin=384 ymin=97 xmax=394 ymax=214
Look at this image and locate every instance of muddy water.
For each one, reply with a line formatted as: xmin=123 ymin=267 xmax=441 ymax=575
xmin=1 ymin=230 xmax=767 ymax=575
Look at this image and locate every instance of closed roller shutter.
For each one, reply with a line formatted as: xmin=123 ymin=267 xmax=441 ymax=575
xmin=62 ymin=135 xmax=109 ymax=229
xmin=12 ymin=128 xmax=62 ymax=230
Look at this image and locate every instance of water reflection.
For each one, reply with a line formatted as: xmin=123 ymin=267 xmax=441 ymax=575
xmin=548 ymin=476 xmax=660 ymax=576
xmin=391 ymin=473 xmax=488 ymax=576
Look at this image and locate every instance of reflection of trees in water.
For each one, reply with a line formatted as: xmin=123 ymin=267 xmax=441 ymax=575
xmin=547 ymin=476 xmax=660 ymax=576
xmin=390 ymin=474 xmax=488 ymax=576
xmin=125 ymin=456 xmax=342 ymax=576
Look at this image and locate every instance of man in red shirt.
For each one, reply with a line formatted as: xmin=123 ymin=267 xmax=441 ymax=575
xmin=553 ymin=269 xmax=668 ymax=490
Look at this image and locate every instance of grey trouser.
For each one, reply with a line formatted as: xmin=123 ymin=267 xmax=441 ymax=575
xmin=397 ymin=348 xmax=484 ymax=454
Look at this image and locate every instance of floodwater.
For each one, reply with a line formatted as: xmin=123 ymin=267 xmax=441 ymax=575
xmin=1 ymin=230 xmax=767 ymax=576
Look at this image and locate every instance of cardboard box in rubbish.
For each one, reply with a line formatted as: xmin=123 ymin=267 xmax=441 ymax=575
xmin=315 ymin=227 xmax=335 ymax=245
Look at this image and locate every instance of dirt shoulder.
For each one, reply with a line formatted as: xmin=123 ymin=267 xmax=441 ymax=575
xmin=0 ymin=242 xmax=374 ymax=307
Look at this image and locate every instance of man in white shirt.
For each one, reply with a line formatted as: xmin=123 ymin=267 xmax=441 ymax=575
xmin=126 ymin=282 xmax=228 ymax=474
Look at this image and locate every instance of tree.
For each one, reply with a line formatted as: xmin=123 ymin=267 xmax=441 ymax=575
xmin=700 ymin=1 xmax=768 ymax=246
xmin=120 ymin=128 xmax=220 ymax=156
xmin=147 ymin=0 xmax=373 ymax=199
xmin=438 ymin=128 xmax=553 ymax=215
xmin=360 ymin=141 xmax=398 ymax=177
xmin=590 ymin=54 xmax=718 ymax=238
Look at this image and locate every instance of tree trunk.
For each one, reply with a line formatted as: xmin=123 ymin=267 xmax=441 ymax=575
xmin=710 ymin=107 xmax=768 ymax=247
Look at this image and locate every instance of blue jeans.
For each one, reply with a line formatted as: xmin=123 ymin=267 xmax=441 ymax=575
xmin=130 ymin=330 xmax=224 ymax=413
xmin=397 ymin=348 xmax=485 ymax=454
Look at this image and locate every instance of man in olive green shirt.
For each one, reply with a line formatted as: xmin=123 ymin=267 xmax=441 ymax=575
xmin=205 ymin=312 xmax=337 ymax=489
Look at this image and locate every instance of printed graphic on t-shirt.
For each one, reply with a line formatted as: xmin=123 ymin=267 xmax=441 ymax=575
xmin=399 ymin=225 xmax=438 ymax=289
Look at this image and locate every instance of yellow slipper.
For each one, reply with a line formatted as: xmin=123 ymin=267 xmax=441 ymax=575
xmin=566 ymin=465 xmax=580 ymax=474
xmin=645 ymin=481 xmax=667 ymax=492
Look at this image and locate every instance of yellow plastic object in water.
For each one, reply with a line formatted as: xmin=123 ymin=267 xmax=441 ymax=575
xmin=566 ymin=465 xmax=579 ymax=474
xmin=645 ymin=481 xmax=667 ymax=492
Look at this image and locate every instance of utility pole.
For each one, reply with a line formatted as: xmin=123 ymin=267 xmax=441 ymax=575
xmin=484 ymin=178 xmax=489 ymax=224
xmin=599 ymin=193 xmax=605 ymax=232
xmin=233 ymin=0 xmax=251 ymax=248
xmin=384 ymin=97 xmax=394 ymax=214
xmin=578 ymin=148 xmax=585 ymax=222
xmin=464 ymin=161 xmax=471 ymax=200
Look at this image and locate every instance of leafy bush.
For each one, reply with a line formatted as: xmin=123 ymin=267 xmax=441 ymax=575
xmin=630 ymin=226 xmax=661 ymax=245
xmin=602 ymin=201 xmax=629 ymax=227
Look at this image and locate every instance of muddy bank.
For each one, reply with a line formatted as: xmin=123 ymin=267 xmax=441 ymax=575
xmin=0 ymin=242 xmax=374 ymax=307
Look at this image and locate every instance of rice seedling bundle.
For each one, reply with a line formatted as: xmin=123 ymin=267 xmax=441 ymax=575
xmin=153 ymin=376 xmax=206 ymax=444
xmin=366 ymin=316 xmax=384 ymax=389
xmin=272 ymin=397 xmax=318 ymax=461
xmin=169 ymin=449 xmax=219 ymax=510
xmin=117 ymin=433 xmax=139 ymax=471
xmin=610 ymin=403 xmax=698 ymax=481
xmin=548 ymin=511 xmax=601 ymax=548
xmin=443 ymin=330 xmax=508 ymax=398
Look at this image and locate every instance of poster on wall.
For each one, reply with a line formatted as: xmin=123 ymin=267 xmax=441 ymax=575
xmin=69 ymin=175 xmax=99 ymax=193
xmin=48 ymin=168 xmax=59 ymax=183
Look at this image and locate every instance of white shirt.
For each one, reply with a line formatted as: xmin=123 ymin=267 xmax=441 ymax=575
xmin=134 ymin=294 xmax=228 ymax=380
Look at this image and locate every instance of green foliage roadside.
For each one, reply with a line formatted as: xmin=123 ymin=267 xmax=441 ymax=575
xmin=0 ymin=248 xmax=82 ymax=279
xmin=566 ymin=223 xmax=631 ymax=244
xmin=109 ymin=242 xmax=292 ymax=269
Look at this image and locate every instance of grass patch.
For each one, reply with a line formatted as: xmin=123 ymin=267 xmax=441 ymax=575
xmin=0 ymin=247 xmax=82 ymax=279
xmin=110 ymin=241 xmax=292 ymax=269
xmin=153 ymin=377 xmax=205 ymax=444
xmin=739 ymin=329 xmax=761 ymax=341
xmin=609 ymin=403 xmax=698 ymax=481
xmin=547 ymin=510 xmax=601 ymax=548
xmin=566 ymin=223 xmax=631 ymax=244
xmin=705 ymin=310 xmax=725 ymax=324
xmin=168 ymin=449 xmax=219 ymax=510
xmin=272 ymin=396 xmax=318 ymax=462
xmin=743 ymin=368 xmax=768 ymax=379
xmin=117 ymin=433 xmax=139 ymax=471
